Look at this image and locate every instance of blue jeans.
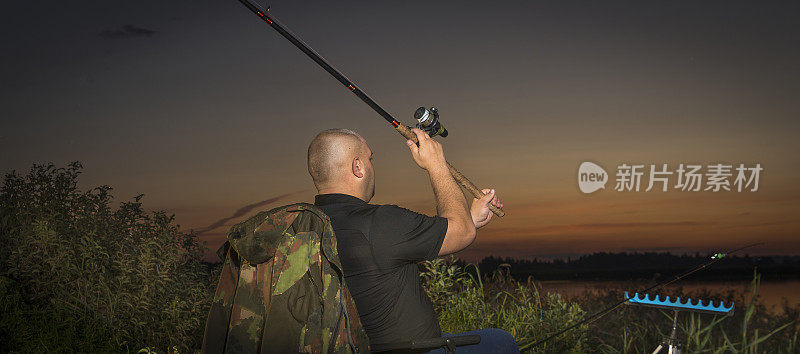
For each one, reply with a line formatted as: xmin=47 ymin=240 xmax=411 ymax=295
xmin=428 ymin=328 xmax=520 ymax=353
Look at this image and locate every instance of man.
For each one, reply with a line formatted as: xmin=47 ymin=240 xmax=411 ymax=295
xmin=308 ymin=128 xmax=518 ymax=353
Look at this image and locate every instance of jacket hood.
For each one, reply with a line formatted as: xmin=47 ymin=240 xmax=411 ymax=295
xmin=226 ymin=204 xmax=301 ymax=264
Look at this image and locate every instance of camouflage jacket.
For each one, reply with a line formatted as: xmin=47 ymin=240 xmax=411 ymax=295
xmin=202 ymin=203 xmax=370 ymax=353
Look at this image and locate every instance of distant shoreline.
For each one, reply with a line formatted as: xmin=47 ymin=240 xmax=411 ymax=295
xmin=469 ymin=252 xmax=800 ymax=282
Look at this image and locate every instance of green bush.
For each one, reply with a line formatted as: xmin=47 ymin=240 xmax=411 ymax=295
xmin=0 ymin=162 xmax=214 ymax=352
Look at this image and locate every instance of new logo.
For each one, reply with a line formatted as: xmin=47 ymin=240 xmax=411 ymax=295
xmin=578 ymin=162 xmax=608 ymax=194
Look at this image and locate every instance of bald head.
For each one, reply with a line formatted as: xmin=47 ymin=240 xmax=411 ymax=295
xmin=307 ymin=128 xmax=367 ymax=190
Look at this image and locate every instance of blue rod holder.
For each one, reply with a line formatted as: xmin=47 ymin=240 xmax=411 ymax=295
xmin=624 ymin=292 xmax=734 ymax=316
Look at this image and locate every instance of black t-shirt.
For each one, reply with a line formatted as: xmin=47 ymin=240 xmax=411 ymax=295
xmin=314 ymin=193 xmax=448 ymax=351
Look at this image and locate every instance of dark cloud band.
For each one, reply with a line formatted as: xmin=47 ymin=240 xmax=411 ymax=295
xmin=194 ymin=191 xmax=301 ymax=235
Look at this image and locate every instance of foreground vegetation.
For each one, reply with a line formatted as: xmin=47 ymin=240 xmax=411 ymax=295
xmin=1 ymin=162 xmax=797 ymax=352
xmin=422 ymin=258 xmax=799 ymax=353
xmin=0 ymin=163 xmax=214 ymax=352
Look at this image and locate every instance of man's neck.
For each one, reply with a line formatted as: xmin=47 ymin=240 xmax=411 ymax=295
xmin=317 ymin=187 xmax=367 ymax=202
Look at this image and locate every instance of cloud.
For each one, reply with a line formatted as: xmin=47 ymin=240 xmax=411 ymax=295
xmin=194 ymin=191 xmax=302 ymax=235
xmin=100 ymin=25 xmax=158 ymax=39
xmin=573 ymin=221 xmax=713 ymax=228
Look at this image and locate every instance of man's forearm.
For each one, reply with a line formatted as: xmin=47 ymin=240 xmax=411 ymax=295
xmin=428 ymin=165 xmax=470 ymax=222
xmin=428 ymin=165 xmax=476 ymax=255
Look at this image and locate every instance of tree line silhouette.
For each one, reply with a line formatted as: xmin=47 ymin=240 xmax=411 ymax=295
xmin=467 ymin=252 xmax=800 ymax=281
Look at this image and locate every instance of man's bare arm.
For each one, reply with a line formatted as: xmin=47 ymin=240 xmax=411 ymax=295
xmin=405 ymin=128 xmax=475 ymax=256
xmin=428 ymin=165 xmax=476 ymax=255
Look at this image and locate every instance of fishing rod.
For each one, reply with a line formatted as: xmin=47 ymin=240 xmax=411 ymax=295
xmin=517 ymin=242 xmax=765 ymax=350
xmin=235 ymin=1 xmax=505 ymax=217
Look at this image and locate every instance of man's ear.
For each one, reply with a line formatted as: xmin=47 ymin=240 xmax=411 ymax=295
xmin=352 ymin=157 xmax=364 ymax=178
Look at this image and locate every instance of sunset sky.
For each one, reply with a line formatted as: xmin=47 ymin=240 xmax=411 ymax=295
xmin=2 ymin=0 xmax=798 ymax=262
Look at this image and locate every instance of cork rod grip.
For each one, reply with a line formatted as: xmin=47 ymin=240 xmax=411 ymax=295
xmin=395 ymin=124 xmax=506 ymax=217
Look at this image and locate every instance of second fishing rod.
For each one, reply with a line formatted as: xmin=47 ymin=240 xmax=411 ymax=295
xmin=235 ymin=0 xmax=505 ymax=217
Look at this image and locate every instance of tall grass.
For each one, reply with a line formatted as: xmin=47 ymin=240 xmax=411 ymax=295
xmin=421 ymin=259 xmax=799 ymax=353
xmin=581 ymin=270 xmax=799 ymax=353
xmin=421 ymin=258 xmax=588 ymax=352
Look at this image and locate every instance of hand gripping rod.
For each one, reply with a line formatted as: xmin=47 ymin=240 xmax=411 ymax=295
xmin=235 ymin=1 xmax=505 ymax=217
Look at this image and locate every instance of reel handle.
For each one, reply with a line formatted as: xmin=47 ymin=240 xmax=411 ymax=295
xmin=395 ymin=124 xmax=506 ymax=217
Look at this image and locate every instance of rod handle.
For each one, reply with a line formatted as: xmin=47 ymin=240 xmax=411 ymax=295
xmin=395 ymin=124 xmax=506 ymax=217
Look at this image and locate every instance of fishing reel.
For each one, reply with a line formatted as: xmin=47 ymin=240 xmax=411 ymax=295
xmin=413 ymin=106 xmax=448 ymax=138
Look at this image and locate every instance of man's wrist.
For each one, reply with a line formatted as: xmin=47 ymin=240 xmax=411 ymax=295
xmin=426 ymin=163 xmax=450 ymax=177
